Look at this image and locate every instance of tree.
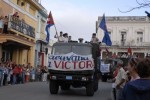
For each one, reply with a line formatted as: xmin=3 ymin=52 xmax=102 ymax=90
xmin=118 ymin=0 xmax=150 ymax=13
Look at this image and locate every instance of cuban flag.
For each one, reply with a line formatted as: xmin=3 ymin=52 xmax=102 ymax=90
xmin=45 ymin=11 xmax=54 ymax=43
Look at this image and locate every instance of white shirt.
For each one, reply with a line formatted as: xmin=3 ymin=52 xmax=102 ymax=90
xmin=63 ymin=37 xmax=68 ymax=42
xmin=91 ymin=37 xmax=99 ymax=43
xmin=115 ymin=67 xmax=126 ymax=88
xmin=58 ymin=36 xmax=64 ymax=42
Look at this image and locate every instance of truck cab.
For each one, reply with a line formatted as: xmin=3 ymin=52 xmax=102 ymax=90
xmin=48 ymin=42 xmax=100 ymax=96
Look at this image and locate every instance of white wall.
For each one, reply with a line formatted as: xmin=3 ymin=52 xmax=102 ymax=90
xmin=97 ymin=16 xmax=150 ymax=46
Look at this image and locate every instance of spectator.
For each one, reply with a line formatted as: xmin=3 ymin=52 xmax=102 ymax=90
xmin=90 ymin=33 xmax=99 ymax=43
xmin=36 ymin=66 xmax=41 ymax=81
xmin=112 ymin=67 xmax=119 ymax=100
xmin=30 ymin=66 xmax=35 ymax=82
xmin=115 ymin=60 xmax=126 ymax=100
xmin=0 ymin=16 xmax=4 ymax=33
xmin=0 ymin=63 xmax=4 ymax=86
xmin=21 ymin=64 xmax=26 ymax=83
xmin=120 ymin=58 xmax=150 ymax=100
xmin=3 ymin=16 xmax=8 ymax=33
xmin=13 ymin=12 xmax=19 ymax=17
xmin=127 ymin=58 xmax=140 ymax=81
xmin=12 ymin=65 xmax=17 ymax=84
xmin=3 ymin=65 xmax=8 ymax=86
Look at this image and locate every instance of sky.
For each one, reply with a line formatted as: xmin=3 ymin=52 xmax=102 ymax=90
xmin=41 ymin=0 xmax=148 ymax=42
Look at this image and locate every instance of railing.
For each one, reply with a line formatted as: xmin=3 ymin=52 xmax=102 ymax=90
xmin=8 ymin=15 xmax=35 ymax=38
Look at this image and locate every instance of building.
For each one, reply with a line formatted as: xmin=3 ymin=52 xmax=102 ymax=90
xmin=97 ymin=16 xmax=150 ymax=59
xmin=34 ymin=0 xmax=48 ymax=67
xmin=0 ymin=0 xmax=45 ymax=66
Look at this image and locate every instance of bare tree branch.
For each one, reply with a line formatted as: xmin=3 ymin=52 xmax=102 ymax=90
xmin=136 ymin=0 xmax=144 ymax=5
xmin=118 ymin=0 xmax=150 ymax=13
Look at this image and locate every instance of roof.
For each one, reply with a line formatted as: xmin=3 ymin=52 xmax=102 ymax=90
xmin=53 ymin=42 xmax=92 ymax=47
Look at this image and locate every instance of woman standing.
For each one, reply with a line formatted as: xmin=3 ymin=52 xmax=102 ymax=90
xmin=119 ymin=58 xmax=150 ymax=100
xmin=127 ymin=58 xmax=140 ymax=81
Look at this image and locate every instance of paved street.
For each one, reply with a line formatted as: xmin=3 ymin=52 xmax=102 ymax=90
xmin=0 ymin=81 xmax=112 ymax=100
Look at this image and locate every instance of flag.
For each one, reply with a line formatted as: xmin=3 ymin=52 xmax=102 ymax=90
xmin=45 ymin=11 xmax=54 ymax=43
xmin=99 ymin=14 xmax=112 ymax=46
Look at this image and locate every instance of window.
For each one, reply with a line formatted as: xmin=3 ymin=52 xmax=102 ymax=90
xmin=40 ymin=20 xmax=46 ymax=34
xmin=52 ymin=45 xmax=91 ymax=55
xmin=121 ymin=31 xmax=126 ymax=45
xmin=137 ymin=32 xmax=143 ymax=43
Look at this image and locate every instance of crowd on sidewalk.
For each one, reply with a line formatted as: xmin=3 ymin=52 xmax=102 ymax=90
xmin=0 ymin=60 xmax=48 ymax=87
xmin=112 ymin=57 xmax=150 ymax=100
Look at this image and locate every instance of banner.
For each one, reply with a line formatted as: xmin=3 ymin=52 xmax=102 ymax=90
xmin=48 ymin=52 xmax=94 ymax=71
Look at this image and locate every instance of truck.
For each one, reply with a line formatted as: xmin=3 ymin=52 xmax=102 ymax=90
xmin=48 ymin=42 xmax=100 ymax=96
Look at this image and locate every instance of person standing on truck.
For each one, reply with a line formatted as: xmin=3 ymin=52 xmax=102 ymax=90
xmin=90 ymin=33 xmax=99 ymax=43
xmin=63 ymin=33 xmax=69 ymax=42
xmin=115 ymin=60 xmax=126 ymax=100
xmin=54 ymin=31 xmax=64 ymax=42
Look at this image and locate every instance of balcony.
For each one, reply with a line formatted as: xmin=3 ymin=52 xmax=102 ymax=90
xmin=8 ymin=15 xmax=35 ymax=39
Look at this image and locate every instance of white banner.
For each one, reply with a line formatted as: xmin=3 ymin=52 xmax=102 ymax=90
xmin=48 ymin=52 xmax=94 ymax=71
xmin=100 ymin=64 xmax=110 ymax=73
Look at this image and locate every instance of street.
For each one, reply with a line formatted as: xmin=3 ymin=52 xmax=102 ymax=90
xmin=0 ymin=81 xmax=112 ymax=100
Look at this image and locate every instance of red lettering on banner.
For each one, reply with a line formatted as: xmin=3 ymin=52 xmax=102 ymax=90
xmin=62 ymin=61 xmax=65 ymax=69
xmin=73 ymin=62 xmax=77 ymax=69
xmin=54 ymin=61 xmax=61 ymax=68
xmin=79 ymin=61 xmax=85 ymax=69
xmin=86 ymin=60 xmax=93 ymax=68
xmin=65 ymin=62 xmax=71 ymax=69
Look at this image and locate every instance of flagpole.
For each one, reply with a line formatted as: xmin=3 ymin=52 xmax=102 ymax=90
xmin=54 ymin=24 xmax=59 ymax=41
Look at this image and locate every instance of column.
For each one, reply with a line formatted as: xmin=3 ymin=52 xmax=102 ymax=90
xmin=12 ymin=49 xmax=19 ymax=64
xmin=28 ymin=46 xmax=35 ymax=67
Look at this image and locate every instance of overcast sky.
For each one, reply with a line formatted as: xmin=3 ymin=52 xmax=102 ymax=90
xmin=41 ymin=0 xmax=148 ymax=42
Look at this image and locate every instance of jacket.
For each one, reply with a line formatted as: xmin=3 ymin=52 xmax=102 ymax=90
xmin=119 ymin=79 xmax=150 ymax=100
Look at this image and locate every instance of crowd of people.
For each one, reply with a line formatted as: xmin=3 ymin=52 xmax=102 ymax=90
xmin=0 ymin=61 xmax=48 ymax=87
xmin=112 ymin=57 xmax=150 ymax=100
xmin=55 ymin=31 xmax=99 ymax=44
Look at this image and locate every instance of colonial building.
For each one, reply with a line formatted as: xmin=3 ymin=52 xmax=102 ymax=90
xmin=97 ymin=16 xmax=150 ymax=59
xmin=0 ymin=0 xmax=45 ymax=66
xmin=34 ymin=0 xmax=48 ymax=67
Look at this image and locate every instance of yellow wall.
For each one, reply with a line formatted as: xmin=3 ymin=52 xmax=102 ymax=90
xmin=0 ymin=0 xmax=39 ymax=66
xmin=29 ymin=5 xmax=36 ymax=16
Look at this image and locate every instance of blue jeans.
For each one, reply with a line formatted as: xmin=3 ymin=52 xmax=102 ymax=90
xmin=13 ymin=75 xmax=16 ymax=85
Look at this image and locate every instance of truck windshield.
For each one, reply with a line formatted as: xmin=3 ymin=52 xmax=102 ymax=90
xmin=52 ymin=46 xmax=71 ymax=55
xmin=52 ymin=45 xmax=91 ymax=55
xmin=72 ymin=46 xmax=91 ymax=55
